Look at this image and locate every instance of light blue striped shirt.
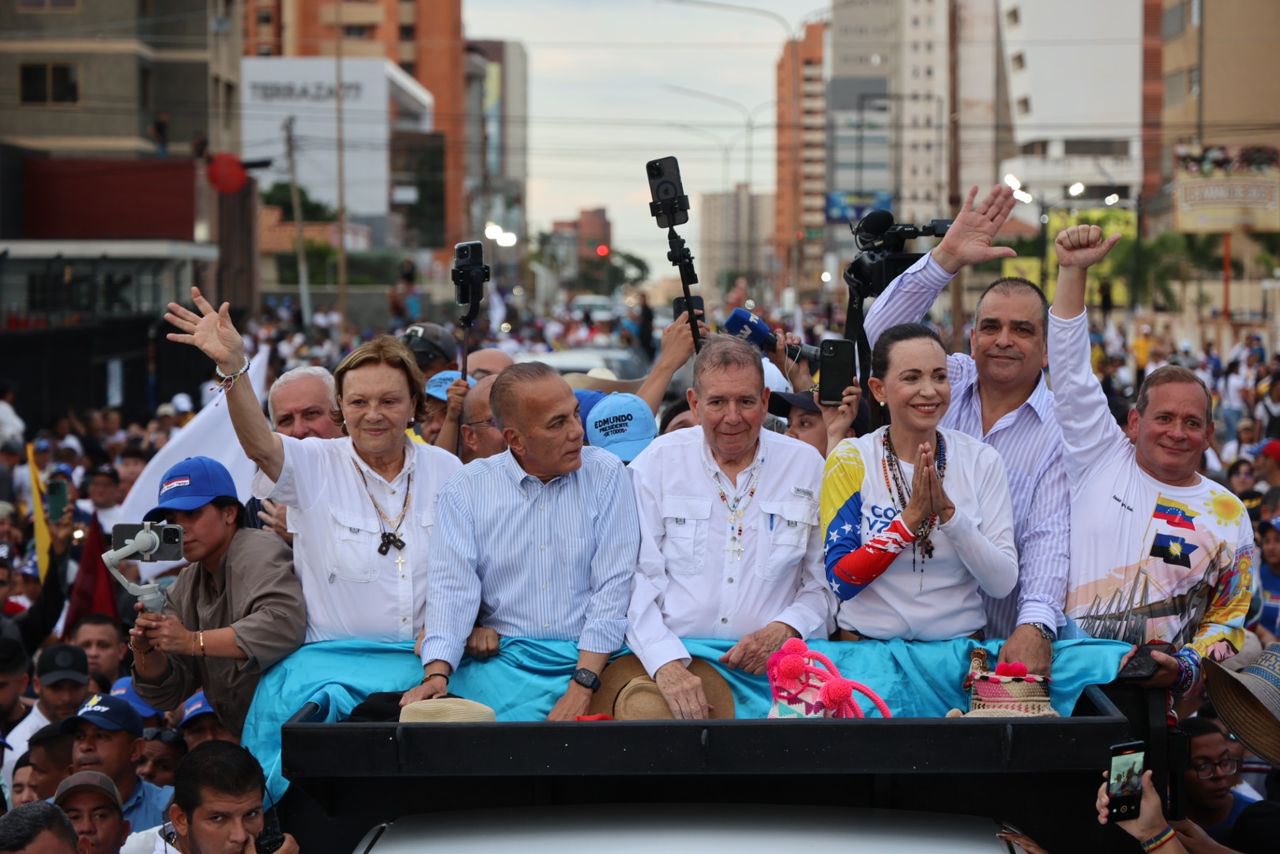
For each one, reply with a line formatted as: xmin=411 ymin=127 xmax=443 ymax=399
xmin=865 ymin=252 xmax=1070 ymax=637
xmin=420 ymin=445 xmax=640 ymax=669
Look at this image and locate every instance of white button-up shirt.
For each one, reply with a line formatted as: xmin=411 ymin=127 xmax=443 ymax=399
xmin=626 ymin=427 xmax=833 ymax=677
xmin=254 ymin=435 xmax=461 ymax=643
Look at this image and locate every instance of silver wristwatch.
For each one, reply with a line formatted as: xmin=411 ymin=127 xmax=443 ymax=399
xmin=1023 ymin=622 xmax=1055 ymax=641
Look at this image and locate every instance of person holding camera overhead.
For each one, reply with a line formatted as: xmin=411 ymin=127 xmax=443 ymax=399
xmin=130 ymin=456 xmax=305 ymax=739
xmin=163 ymin=288 xmax=461 ymax=645
xmin=821 ymin=323 xmax=1017 ymax=642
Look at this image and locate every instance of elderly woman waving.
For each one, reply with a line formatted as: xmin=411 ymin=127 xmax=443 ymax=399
xmin=165 ymin=289 xmax=461 ymax=647
xmin=820 ymin=323 xmax=1017 ymax=641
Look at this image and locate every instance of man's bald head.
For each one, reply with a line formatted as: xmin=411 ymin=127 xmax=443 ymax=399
xmin=461 ymin=375 xmax=505 ymax=462
xmin=467 ymin=349 xmax=514 ymax=379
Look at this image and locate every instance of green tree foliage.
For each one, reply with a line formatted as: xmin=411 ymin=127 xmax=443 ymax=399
xmin=260 ymin=182 xmax=336 ymax=222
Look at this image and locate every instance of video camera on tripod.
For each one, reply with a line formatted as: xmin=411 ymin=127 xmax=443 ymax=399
xmin=841 ymin=209 xmax=953 ymax=395
xmin=843 ymin=209 xmax=952 ymax=301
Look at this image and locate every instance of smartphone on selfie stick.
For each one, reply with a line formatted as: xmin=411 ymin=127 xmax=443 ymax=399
xmin=646 ymin=155 xmax=701 ymax=352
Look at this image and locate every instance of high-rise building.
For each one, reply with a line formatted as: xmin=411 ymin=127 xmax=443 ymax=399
xmin=826 ymin=1 xmax=897 ymax=286
xmin=825 ymin=2 xmax=1000 ymax=292
xmin=2 ymin=0 xmax=242 ymax=157
xmin=249 ymin=0 xmax=466 ymax=252
xmin=997 ymin=0 xmax=1143 ymax=221
xmin=1153 ymin=0 xmax=1280 ymax=223
xmin=466 ymin=40 xmax=530 ymax=288
xmin=774 ymin=22 xmax=827 ymax=296
xmin=698 ymin=184 xmax=775 ymax=308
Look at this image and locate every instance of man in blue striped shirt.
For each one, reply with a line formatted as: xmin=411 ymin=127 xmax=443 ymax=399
xmin=401 ymin=362 xmax=641 ymax=720
xmin=864 ymin=184 xmax=1069 ymax=675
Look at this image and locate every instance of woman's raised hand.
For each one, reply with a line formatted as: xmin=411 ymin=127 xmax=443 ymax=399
xmin=165 ymin=286 xmax=246 ymax=373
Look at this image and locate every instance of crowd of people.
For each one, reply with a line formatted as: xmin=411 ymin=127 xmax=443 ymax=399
xmin=0 ymin=184 xmax=1276 ymax=852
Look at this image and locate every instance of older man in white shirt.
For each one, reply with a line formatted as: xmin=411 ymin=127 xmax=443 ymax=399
xmin=626 ymin=335 xmax=832 ymax=719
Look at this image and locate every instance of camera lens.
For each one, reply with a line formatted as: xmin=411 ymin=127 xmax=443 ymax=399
xmin=647 ymin=162 xmax=662 ymax=178
xmin=163 ymin=528 xmax=180 ymax=544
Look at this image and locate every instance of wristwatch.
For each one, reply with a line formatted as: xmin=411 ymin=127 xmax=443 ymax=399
xmin=1023 ymin=622 xmax=1055 ymax=641
xmin=571 ymin=667 xmax=601 ymax=692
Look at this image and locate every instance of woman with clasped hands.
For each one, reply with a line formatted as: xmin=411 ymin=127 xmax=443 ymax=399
xmin=164 ymin=288 xmax=460 ymax=646
xmin=819 ymin=322 xmax=1017 ymax=640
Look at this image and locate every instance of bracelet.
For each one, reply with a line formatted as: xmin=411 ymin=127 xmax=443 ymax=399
xmin=198 ymin=631 xmax=206 ymax=657
xmin=1140 ymin=825 xmax=1176 ymax=852
xmin=215 ymin=355 xmax=250 ymax=381
xmin=424 ymin=672 xmax=449 ymax=687
xmin=215 ymin=356 xmax=251 ymax=392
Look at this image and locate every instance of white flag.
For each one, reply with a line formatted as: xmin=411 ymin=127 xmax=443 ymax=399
xmin=121 ymin=350 xmax=271 ymax=580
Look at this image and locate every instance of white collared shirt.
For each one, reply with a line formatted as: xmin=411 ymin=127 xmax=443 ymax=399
xmin=253 ymin=435 xmax=461 ymax=643
xmin=626 ymin=427 xmax=832 ymax=676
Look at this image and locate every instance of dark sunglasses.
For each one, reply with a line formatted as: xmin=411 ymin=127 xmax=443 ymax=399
xmin=143 ymin=727 xmax=184 ymax=746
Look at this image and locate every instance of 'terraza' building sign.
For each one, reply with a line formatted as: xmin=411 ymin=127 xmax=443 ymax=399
xmin=247 ymin=82 xmax=363 ymax=102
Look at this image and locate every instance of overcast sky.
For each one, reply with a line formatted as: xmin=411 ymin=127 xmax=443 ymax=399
xmin=463 ymin=0 xmax=818 ymax=276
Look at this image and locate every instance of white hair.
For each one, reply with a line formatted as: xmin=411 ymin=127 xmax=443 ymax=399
xmin=267 ymin=366 xmax=337 ymax=425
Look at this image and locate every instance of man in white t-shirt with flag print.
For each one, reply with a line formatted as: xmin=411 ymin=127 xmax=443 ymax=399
xmin=1048 ymin=224 xmax=1253 ymax=700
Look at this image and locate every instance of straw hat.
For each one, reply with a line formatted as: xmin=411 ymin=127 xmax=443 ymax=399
xmin=1204 ymin=642 xmax=1280 ymax=766
xmin=398 ymin=697 xmax=496 ymax=723
xmin=589 ymin=654 xmax=735 ymax=720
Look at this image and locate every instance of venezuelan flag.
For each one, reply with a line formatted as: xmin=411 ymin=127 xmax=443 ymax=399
xmin=1153 ymin=497 xmax=1197 ymax=530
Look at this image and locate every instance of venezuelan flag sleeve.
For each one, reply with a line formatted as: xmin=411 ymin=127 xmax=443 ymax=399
xmin=821 ymin=441 xmax=869 ymax=600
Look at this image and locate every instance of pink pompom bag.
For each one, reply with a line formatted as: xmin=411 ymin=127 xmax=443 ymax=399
xmin=766 ymin=638 xmax=892 ymax=719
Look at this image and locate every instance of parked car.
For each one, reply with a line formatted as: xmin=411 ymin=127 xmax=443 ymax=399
xmin=569 ymin=294 xmax=617 ymax=323
xmin=515 ymin=347 xmax=647 ymax=380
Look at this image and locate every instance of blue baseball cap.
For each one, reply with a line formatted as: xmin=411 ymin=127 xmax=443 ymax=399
xmin=425 ymin=370 xmax=476 ymax=402
xmin=574 ymin=390 xmax=607 ymax=424
xmin=110 ymin=676 xmax=161 ymax=720
xmin=178 ymin=691 xmax=215 ymax=728
xmin=584 ymin=393 xmax=656 ymax=463
xmin=144 ymin=456 xmax=237 ymax=521
xmin=60 ymin=693 xmax=143 ymax=737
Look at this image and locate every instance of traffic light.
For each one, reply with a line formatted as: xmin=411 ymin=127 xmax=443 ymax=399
xmin=595 ymin=244 xmax=610 ymax=258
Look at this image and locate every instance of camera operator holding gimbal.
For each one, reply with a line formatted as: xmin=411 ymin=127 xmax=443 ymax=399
xmin=862 ymin=184 xmax=1069 ymax=677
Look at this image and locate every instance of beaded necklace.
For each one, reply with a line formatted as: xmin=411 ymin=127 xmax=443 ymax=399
xmin=712 ymin=459 xmax=762 ymax=561
xmin=880 ymin=429 xmax=948 ymax=578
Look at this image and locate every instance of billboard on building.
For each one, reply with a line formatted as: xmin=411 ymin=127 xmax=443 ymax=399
xmin=1173 ymin=146 xmax=1280 ymax=234
xmin=826 ymin=191 xmax=893 ymax=225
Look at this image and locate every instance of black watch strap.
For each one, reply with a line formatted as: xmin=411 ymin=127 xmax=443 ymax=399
xmin=572 ymin=667 xmax=601 ymax=692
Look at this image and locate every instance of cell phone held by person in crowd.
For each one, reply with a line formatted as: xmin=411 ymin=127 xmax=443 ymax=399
xmin=45 ymin=479 xmax=68 ymax=521
xmin=1107 ymin=740 xmax=1146 ymax=820
xmin=646 ymin=156 xmax=689 ymax=228
xmin=818 ymin=339 xmax=856 ymax=407
xmin=672 ymin=295 xmax=704 ymax=320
